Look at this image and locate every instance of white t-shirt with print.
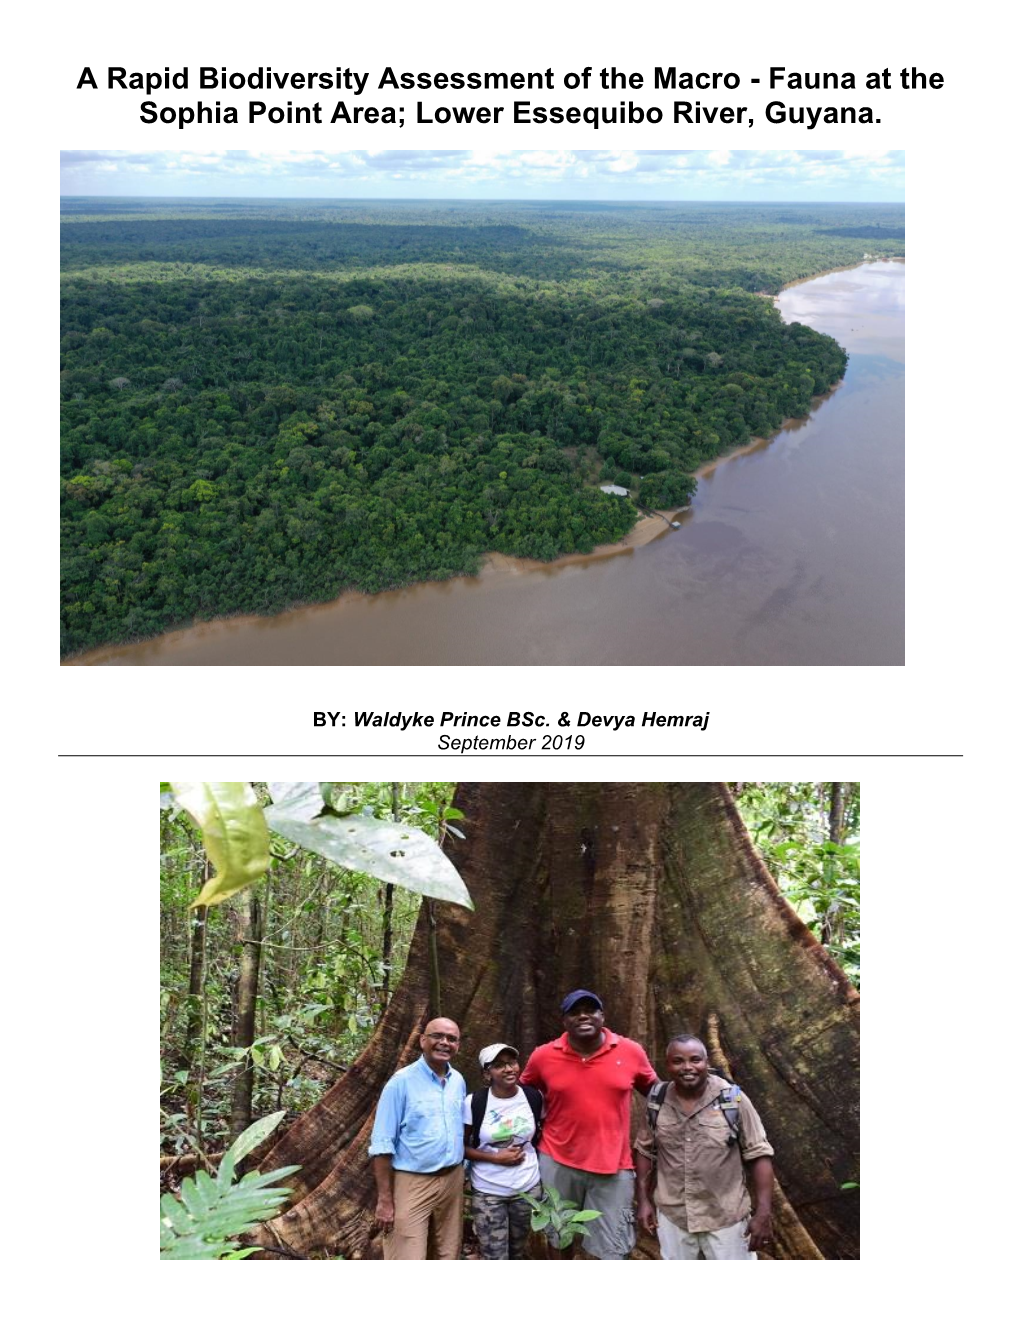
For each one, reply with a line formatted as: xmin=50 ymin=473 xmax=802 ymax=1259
xmin=462 ymin=1086 xmax=541 ymax=1196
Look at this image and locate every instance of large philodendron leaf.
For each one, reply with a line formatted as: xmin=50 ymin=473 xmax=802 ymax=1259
xmin=170 ymin=782 xmax=271 ymax=907
xmin=265 ymin=786 xmax=473 ymax=909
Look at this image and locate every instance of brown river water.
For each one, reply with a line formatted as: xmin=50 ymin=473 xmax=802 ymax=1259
xmin=71 ymin=260 xmax=904 ymax=666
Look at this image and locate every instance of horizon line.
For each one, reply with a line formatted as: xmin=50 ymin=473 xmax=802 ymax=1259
xmin=59 ymin=194 xmax=905 ymax=204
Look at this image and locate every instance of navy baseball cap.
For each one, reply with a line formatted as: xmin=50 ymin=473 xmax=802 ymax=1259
xmin=560 ymin=989 xmax=604 ymax=1014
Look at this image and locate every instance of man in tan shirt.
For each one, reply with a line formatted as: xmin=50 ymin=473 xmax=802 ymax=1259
xmin=634 ymin=1035 xmax=774 ymax=1260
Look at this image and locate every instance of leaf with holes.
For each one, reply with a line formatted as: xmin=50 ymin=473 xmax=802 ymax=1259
xmin=265 ymin=797 xmax=472 ymax=908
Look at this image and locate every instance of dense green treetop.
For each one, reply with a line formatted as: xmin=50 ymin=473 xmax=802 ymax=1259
xmin=61 ymin=198 xmax=903 ymax=655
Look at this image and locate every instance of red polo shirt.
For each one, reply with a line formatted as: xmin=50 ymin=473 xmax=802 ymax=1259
xmin=521 ymin=1030 xmax=658 ymax=1174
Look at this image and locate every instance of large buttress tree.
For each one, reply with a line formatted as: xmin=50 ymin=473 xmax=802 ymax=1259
xmin=255 ymin=783 xmax=859 ymax=1259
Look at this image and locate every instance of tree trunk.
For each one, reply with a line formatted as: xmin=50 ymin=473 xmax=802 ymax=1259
xmin=180 ymin=897 xmax=207 ymax=1072
xmin=255 ymin=783 xmax=859 ymax=1259
xmin=829 ymin=782 xmax=846 ymax=844
xmin=229 ymin=888 xmax=263 ymax=1142
xmin=380 ymin=784 xmax=398 ymax=1006
xmin=821 ymin=782 xmax=848 ymax=946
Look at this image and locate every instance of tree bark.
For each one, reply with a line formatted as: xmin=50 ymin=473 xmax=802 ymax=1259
xmin=829 ymin=782 xmax=846 ymax=844
xmin=180 ymin=896 xmax=207 ymax=1073
xmin=380 ymin=784 xmax=398 ymax=1006
xmin=255 ymin=783 xmax=859 ymax=1259
xmin=229 ymin=888 xmax=263 ymax=1142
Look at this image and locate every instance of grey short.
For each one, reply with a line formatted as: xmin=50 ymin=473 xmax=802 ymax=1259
xmin=537 ymin=1152 xmax=636 ymax=1260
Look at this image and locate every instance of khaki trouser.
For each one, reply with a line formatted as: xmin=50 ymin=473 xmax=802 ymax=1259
xmin=383 ymin=1165 xmax=464 ymax=1260
xmin=656 ymin=1214 xmax=757 ymax=1260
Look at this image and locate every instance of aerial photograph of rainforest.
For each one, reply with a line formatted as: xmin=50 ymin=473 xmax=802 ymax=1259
xmin=60 ymin=149 xmax=905 ymax=665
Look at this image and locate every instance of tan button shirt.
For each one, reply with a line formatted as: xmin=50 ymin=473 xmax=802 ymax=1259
xmin=634 ymin=1073 xmax=773 ymax=1233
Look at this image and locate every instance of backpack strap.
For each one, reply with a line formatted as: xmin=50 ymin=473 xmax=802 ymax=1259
xmin=645 ymin=1080 xmax=671 ymax=1153
xmin=645 ymin=1079 xmax=743 ymax=1151
xmin=717 ymin=1084 xmax=742 ymax=1147
xmin=520 ymin=1084 xmax=544 ymax=1147
xmin=469 ymin=1087 xmax=488 ymax=1149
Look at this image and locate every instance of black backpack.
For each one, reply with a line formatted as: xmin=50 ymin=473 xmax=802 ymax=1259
xmin=646 ymin=1074 xmax=742 ymax=1149
xmin=469 ymin=1084 xmax=544 ymax=1150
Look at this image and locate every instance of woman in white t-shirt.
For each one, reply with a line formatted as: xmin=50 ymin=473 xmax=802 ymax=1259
xmin=463 ymin=1042 xmax=544 ymax=1260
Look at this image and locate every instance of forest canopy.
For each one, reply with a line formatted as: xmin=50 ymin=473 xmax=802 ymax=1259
xmin=62 ymin=199 xmax=903 ymax=656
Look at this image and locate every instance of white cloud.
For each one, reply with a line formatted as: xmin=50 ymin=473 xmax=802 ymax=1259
xmin=606 ymin=151 xmax=639 ymax=173
xmin=59 ymin=149 xmax=904 ymax=201
xmin=517 ymin=151 xmax=577 ymax=170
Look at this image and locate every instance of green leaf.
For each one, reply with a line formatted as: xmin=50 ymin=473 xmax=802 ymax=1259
xmin=177 ymin=1175 xmax=205 ymax=1219
xmin=265 ymin=799 xmax=473 ymax=909
xmin=222 ymin=1110 xmax=287 ymax=1167
xmin=160 ymin=1192 xmax=193 ymax=1234
xmin=171 ymin=782 xmax=271 ymax=908
xmin=571 ymin=1209 xmax=602 ymax=1222
xmin=159 ymin=1113 xmax=300 ymax=1260
xmin=161 ymin=1235 xmax=224 ymax=1260
xmin=217 ymin=1150 xmax=236 ymax=1190
xmin=192 ymin=1169 xmax=220 ymax=1212
xmin=239 ymin=1164 xmax=301 ymax=1186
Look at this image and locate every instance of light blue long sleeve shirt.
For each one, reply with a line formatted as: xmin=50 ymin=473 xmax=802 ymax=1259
xmin=368 ymin=1054 xmax=467 ymax=1172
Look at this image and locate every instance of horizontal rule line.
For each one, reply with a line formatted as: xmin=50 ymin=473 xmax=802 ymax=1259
xmin=59 ymin=753 xmax=964 ymax=758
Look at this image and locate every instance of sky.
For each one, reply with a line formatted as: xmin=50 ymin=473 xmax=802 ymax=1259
xmin=60 ymin=149 xmax=905 ymax=202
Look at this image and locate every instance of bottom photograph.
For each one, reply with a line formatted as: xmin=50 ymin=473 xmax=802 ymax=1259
xmin=159 ymin=781 xmax=860 ymax=1261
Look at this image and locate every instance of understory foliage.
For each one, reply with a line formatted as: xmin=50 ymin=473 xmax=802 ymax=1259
xmin=160 ymin=1111 xmax=298 ymax=1259
xmin=521 ymin=1186 xmax=602 ymax=1249
xmin=730 ymin=782 xmax=860 ymax=984
xmin=160 ymin=782 xmax=459 ymax=1163
xmin=62 ymin=200 xmax=902 ymax=654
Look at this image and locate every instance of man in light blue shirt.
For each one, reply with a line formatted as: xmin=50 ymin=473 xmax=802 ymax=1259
xmin=369 ymin=1016 xmax=467 ymax=1259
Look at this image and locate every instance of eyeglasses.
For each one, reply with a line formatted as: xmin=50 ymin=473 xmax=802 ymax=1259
xmin=488 ymin=1058 xmax=519 ymax=1068
xmin=425 ymin=1033 xmax=460 ymax=1044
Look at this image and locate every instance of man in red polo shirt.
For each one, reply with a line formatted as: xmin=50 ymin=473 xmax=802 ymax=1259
xmin=521 ymin=990 xmax=658 ymax=1259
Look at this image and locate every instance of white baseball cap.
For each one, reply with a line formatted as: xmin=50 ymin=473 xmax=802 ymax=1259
xmin=478 ymin=1042 xmax=519 ymax=1069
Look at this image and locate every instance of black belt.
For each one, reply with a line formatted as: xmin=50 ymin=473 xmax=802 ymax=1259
xmin=402 ymin=1163 xmax=462 ymax=1177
